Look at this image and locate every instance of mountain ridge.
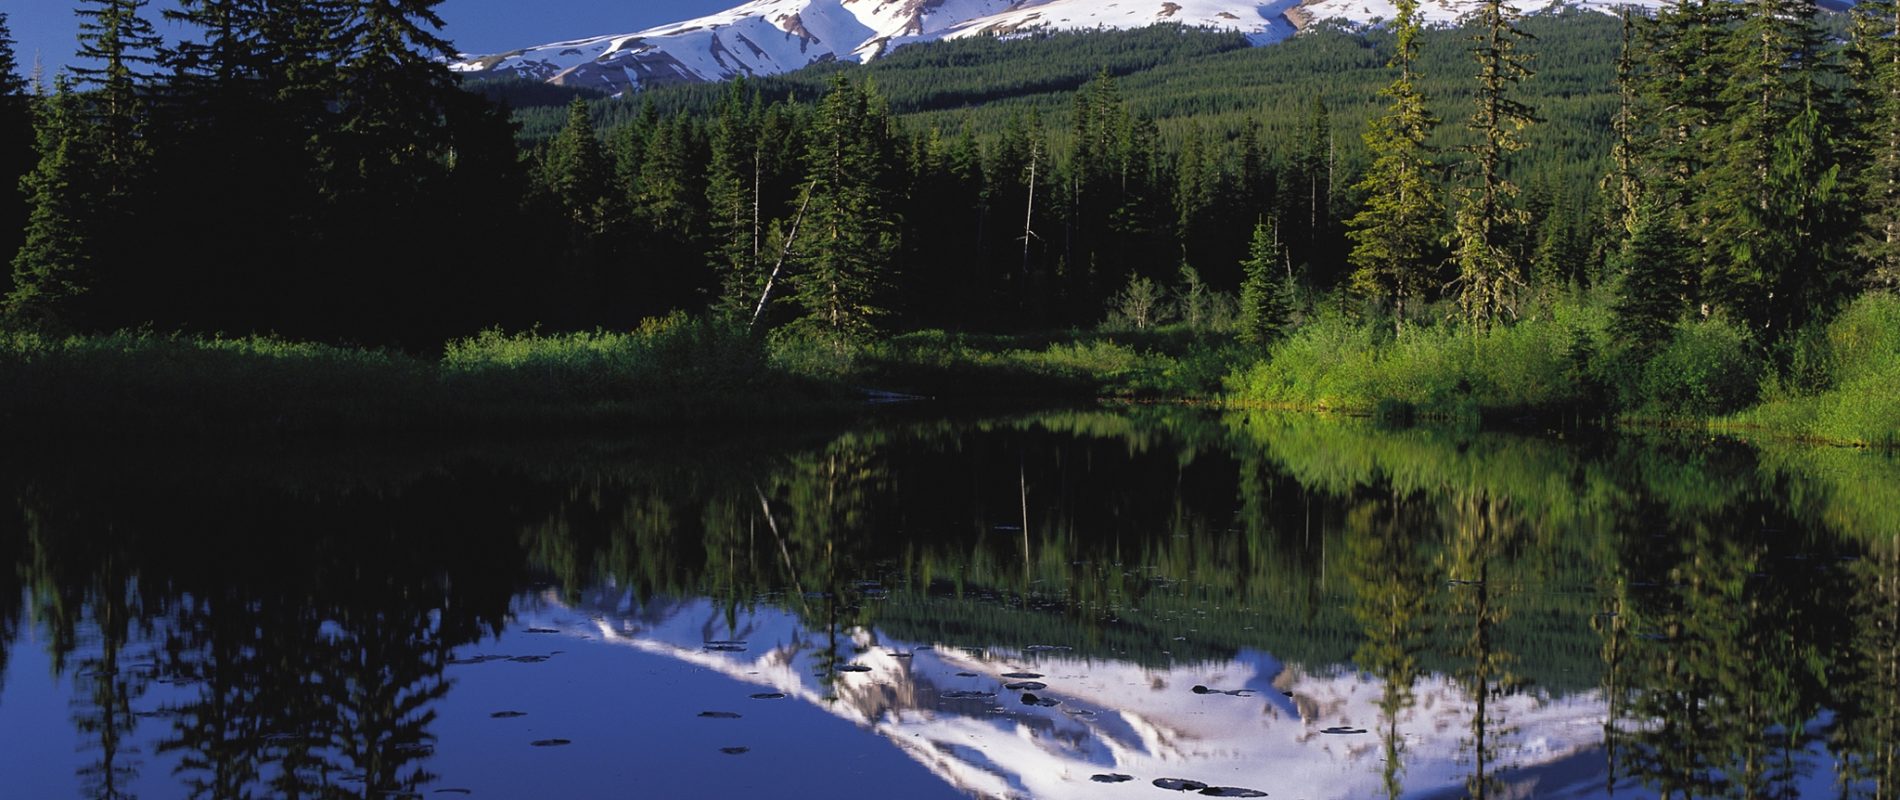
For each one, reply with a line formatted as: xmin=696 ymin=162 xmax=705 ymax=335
xmin=449 ymin=0 xmax=1661 ymax=95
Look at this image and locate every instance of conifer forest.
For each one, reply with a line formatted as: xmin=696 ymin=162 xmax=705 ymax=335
xmin=0 ymin=1 xmax=1897 ymax=444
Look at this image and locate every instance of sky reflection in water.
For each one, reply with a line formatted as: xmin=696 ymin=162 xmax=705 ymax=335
xmin=0 ymin=409 xmax=1894 ymax=799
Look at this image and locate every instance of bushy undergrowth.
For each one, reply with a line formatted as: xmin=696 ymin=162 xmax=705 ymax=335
xmin=857 ymin=326 xmax=1243 ymax=399
xmin=1632 ymin=316 xmax=1762 ymax=417
xmin=1732 ymin=293 xmax=1900 ymax=447
xmin=1224 ymin=295 xmax=1613 ymax=418
xmin=0 ymin=315 xmax=845 ymax=438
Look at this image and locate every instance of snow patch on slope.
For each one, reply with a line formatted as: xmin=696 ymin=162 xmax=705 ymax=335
xmin=451 ymin=0 xmax=1669 ymax=95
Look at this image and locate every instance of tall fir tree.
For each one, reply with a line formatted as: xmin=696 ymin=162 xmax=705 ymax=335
xmin=0 ymin=13 xmax=32 ymax=294
xmin=1449 ymin=0 xmax=1538 ymax=328
xmin=541 ymin=97 xmax=610 ymax=234
xmin=72 ymin=0 xmax=160 ymax=188
xmin=790 ymin=75 xmax=897 ymax=338
xmin=1347 ymin=0 xmax=1443 ymax=332
xmin=6 ymin=79 xmax=101 ymax=329
xmin=1295 ymin=95 xmax=1332 ymax=269
xmin=1699 ymin=0 xmax=1847 ymax=333
xmin=1237 ymin=220 xmax=1292 ymax=349
xmin=331 ymin=0 xmax=459 ymax=193
xmin=707 ymin=80 xmax=765 ymax=320
xmin=1851 ymin=0 xmax=1900 ymax=289
xmin=1612 ymin=201 xmax=1694 ymax=351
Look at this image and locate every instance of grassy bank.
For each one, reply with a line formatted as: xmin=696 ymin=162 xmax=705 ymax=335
xmin=1222 ymin=290 xmax=1900 ymax=448
xmin=0 ymin=314 xmax=852 ymax=439
xmin=5 ymin=293 xmax=1894 ymax=447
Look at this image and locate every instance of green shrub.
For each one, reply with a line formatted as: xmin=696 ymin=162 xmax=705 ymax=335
xmin=1733 ymin=293 xmax=1900 ymax=446
xmin=1637 ymin=317 xmax=1762 ymax=417
xmin=1225 ymin=293 xmax=1613 ymax=418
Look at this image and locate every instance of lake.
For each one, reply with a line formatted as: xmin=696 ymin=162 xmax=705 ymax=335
xmin=0 ymin=408 xmax=1894 ymax=799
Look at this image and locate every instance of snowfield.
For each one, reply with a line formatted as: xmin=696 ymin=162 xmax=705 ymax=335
xmin=451 ymin=0 xmax=1669 ymax=94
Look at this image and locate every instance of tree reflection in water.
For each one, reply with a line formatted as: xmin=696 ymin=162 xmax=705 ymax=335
xmin=0 ymin=412 xmax=1895 ymax=798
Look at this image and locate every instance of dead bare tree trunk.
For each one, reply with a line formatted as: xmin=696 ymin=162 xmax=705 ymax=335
xmin=749 ymin=181 xmax=818 ymax=334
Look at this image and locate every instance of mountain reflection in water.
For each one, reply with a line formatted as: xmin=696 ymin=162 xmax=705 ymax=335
xmin=0 ymin=409 xmax=1893 ymax=799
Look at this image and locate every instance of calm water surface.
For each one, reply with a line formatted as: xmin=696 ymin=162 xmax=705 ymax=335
xmin=0 ymin=409 xmax=1895 ymax=799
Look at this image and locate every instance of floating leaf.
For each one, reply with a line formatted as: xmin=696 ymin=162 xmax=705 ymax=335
xmin=530 ymin=739 xmax=571 ymax=747
xmin=720 ymin=746 xmax=750 ymax=755
xmin=1199 ymin=788 xmax=1268 ymax=797
xmin=749 ymin=693 xmax=786 ymax=700
xmin=703 ymin=645 xmax=746 ymax=653
xmin=1001 ymin=672 xmax=1044 ymax=679
xmin=699 ymin=711 xmax=743 ymax=719
xmin=1019 ymin=693 xmax=1061 ymax=707
xmin=837 ymin=665 xmax=873 ymax=673
xmin=1091 ymin=773 xmax=1134 ymax=783
xmin=525 ymin=627 xmax=560 ymax=634
xmin=1154 ymin=778 xmax=1209 ymax=791
xmin=1004 ymin=681 xmax=1047 ymax=691
xmin=942 ymin=690 xmax=996 ymax=700
xmin=1320 ymin=727 xmax=1368 ymax=735
xmin=490 ymin=711 xmax=527 ymax=719
xmin=508 ymin=655 xmax=551 ymax=664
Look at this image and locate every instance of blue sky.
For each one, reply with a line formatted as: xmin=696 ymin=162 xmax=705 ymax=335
xmin=5 ymin=0 xmax=736 ymax=81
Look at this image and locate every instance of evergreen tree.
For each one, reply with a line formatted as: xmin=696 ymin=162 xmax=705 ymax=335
xmin=1346 ymin=0 xmax=1443 ymax=332
xmin=633 ymin=113 xmax=707 ymax=313
xmin=6 ymin=79 xmax=101 ymax=329
xmin=1601 ymin=11 xmax=1642 ymax=242
xmin=330 ymin=0 xmax=459 ymax=192
xmin=1612 ymin=201 xmax=1694 ymax=351
xmin=1698 ymin=0 xmax=1846 ymax=333
xmin=542 ymin=97 xmax=610 ymax=233
xmin=790 ymin=76 xmax=897 ymax=338
xmin=1294 ymin=95 xmax=1333 ymax=268
xmin=1449 ymin=0 xmax=1538 ymax=328
xmin=1237 ymin=220 xmax=1291 ymax=348
xmin=72 ymin=0 xmax=160 ymax=186
xmin=0 ymin=13 xmax=32 ymax=292
xmin=707 ymin=80 xmax=764 ymax=319
xmin=1851 ymin=0 xmax=1900 ymax=289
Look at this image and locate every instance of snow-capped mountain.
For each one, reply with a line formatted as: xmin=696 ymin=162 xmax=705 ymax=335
xmin=450 ymin=0 xmax=1662 ymax=95
xmin=517 ymin=589 xmax=1621 ymax=800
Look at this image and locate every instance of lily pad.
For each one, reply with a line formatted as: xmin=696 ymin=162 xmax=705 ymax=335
xmin=837 ymin=665 xmax=873 ymax=673
xmin=699 ymin=711 xmax=743 ymax=719
xmin=530 ymin=739 xmax=571 ymax=747
xmin=1320 ymin=726 xmax=1368 ymax=735
xmin=490 ymin=711 xmax=527 ymax=719
xmin=703 ymin=645 xmax=746 ymax=652
xmin=749 ymin=693 xmax=786 ymax=700
xmin=507 ymin=655 xmax=551 ymax=664
xmin=448 ymin=655 xmax=507 ymax=666
xmin=1091 ymin=773 xmax=1134 ymax=783
xmin=942 ymin=690 xmax=997 ymax=699
xmin=525 ymin=627 xmax=560 ymax=634
xmin=1154 ymin=778 xmax=1210 ymax=791
xmin=1019 ymin=693 xmax=1061 ymax=707
xmin=1199 ymin=788 xmax=1268 ymax=797
xmin=720 ymin=746 xmax=750 ymax=755
xmin=1004 ymin=681 xmax=1047 ymax=691
xmin=433 ymin=790 xmax=474 ymax=796
xmin=956 ymin=672 xmax=979 ymax=677
xmin=1001 ymin=672 xmax=1044 ymax=679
